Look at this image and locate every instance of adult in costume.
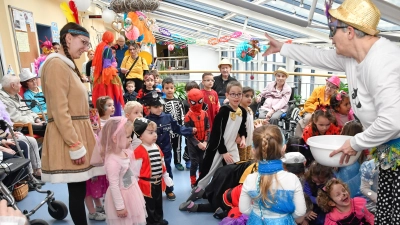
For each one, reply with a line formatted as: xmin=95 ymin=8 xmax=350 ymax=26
xmin=39 ymin=22 xmax=103 ymax=225
xmin=92 ymin=31 xmax=125 ymax=116
xmin=263 ymin=0 xmax=400 ymax=223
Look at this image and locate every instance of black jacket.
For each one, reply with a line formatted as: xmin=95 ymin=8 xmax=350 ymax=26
xmin=212 ymin=74 xmax=237 ymax=97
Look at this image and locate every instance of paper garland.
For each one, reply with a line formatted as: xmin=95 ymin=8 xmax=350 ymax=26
xmin=157 ymin=26 xmax=253 ymax=46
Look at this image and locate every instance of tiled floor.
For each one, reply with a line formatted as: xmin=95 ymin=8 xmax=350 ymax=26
xmin=16 ymin=162 xmax=219 ymax=224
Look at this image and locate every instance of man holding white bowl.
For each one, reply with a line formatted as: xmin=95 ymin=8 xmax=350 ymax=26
xmin=262 ymin=0 xmax=400 ymax=223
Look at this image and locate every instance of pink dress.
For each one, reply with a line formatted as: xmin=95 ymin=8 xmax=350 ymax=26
xmin=324 ymin=197 xmax=374 ymax=225
xmin=104 ymin=150 xmax=147 ymax=225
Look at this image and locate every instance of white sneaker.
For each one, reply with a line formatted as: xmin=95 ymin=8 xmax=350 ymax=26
xmin=96 ymin=206 xmax=105 ymax=213
xmin=88 ymin=212 xmax=106 ymax=221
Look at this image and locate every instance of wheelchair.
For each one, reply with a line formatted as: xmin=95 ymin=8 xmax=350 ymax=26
xmin=255 ymin=87 xmax=301 ymax=140
xmin=0 ymin=120 xmax=68 ymax=225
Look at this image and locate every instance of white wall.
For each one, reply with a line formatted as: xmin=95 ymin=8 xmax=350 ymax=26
xmin=188 ymin=45 xmax=219 ymax=81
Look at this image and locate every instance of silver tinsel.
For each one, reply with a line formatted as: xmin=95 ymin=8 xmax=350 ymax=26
xmin=110 ymin=0 xmax=160 ymax=13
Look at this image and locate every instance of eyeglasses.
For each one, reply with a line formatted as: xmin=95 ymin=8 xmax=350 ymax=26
xmin=203 ymin=79 xmax=215 ymax=82
xmin=326 ymin=82 xmax=338 ymax=90
xmin=229 ymin=93 xmax=242 ymax=98
xmin=78 ymin=36 xmax=91 ymax=48
xmin=129 ymin=48 xmax=138 ymax=52
xmin=328 ymin=20 xmax=348 ymax=38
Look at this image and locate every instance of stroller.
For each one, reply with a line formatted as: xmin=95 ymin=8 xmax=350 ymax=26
xmin=0 ymin=119 xmax=68 ymax=225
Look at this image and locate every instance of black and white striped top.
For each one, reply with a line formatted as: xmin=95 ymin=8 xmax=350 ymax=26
xmin=143 ymin=143 xmax=163 ymax=177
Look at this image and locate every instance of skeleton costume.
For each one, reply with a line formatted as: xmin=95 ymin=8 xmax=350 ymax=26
xmin=164 ymin=97 xmax=185 ymax=166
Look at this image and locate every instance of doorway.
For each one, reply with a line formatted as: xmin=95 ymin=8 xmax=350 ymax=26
xmin=36 ymin=24 xmax=52 ymax=54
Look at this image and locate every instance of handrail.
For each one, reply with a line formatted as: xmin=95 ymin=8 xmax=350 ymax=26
xmin=158 ymin=70 xmax=347 ymax=78
xmin=156 ymin=56 xmax=189 ymax=59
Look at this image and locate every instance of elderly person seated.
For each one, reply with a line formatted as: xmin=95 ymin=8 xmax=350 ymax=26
xmin=0 ymin=75 xmax=46 ymax=137
xmin=19 ymin=69 xmax=47 ymax=114
xmin=294 ymin=76 xmax=340 ymax=137
xmin=256 ymin=67 xmax=292 ymax=125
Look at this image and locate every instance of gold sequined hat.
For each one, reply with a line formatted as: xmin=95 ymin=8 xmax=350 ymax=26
xmin=328 ymin=0 xmax=381 ymax=36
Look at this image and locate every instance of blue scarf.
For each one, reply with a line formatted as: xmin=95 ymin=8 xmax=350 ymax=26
xmin=258 ymin=160 xmax=283 ymax=175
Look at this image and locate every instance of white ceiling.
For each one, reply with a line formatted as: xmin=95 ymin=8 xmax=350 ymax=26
xmin=94 ymin=0 xmax=400 ymax=49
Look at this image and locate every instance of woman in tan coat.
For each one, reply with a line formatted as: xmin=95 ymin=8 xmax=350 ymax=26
xmin=40 ymin=22 xmax=102 ymax=225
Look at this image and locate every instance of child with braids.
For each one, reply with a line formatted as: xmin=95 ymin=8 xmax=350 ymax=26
xmin=302 ymin=106 xmax=340 ymax=143
xmin=329 ymin=91 xmax=354 ymax=130
xmin=239 ymin=125 xmax=306 ymax=224
xmin=317 ymin=178 xmax=374 ymax=225
xmin=303 ymin=162 xmax=334 ymax=225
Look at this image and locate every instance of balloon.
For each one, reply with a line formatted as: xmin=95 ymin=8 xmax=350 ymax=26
xmin=168 ymin=44 xmax=174 ymax=51
xmin=139 ymin=51 xmax=153 ymax=65
xmin=102 ymin=9 xmax=115 ymax=24
xmin=74 ymin=0 xmax=91 ymax=11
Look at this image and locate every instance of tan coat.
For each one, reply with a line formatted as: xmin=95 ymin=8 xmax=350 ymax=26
xmin=40 ymin=54 xmax=103 ymax=183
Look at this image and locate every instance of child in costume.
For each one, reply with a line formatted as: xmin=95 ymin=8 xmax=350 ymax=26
xmin=317 ymin=178 xmax=374 ymax=225
xmin=151 ymin=70 xmax=165 ymax=98
xmin=85 ymin=96 xmax=114 ymax=221
xmin=239 ymin=125 xmax=306 ymax=224
xmin=201 ymin=73 xmax=220 ymax=132
xmin=142 ymin=91 xmax=195 ymax=200
xmin=101 ymin=117 xmax=147 ymax=225
xmin=162 ymin=77 xmax=186 ymax=171
xmin=137 ymin=73 xmax=157 ymax=116
xmin=133 ymin=118 xmax=173 ymax=225
xmin=184 ymin=88 xmax=210 ymax=187
xmin=304 ymin=162 xmax=334 ymax=225
xmin=92 ymin=31 xmax=125 ymax=116
xmin=330 ymin=91 xmax=355 ymax=130
xmin=238 ymin=87 xmax=255 ymax=161
xmin=188 ymin=81 xmax=247 ymax=202
xmin=124 ymin=101 xmax=143 ymax=150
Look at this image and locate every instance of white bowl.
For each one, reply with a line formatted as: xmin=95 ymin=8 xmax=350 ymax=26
xmin=307 ymin=135 xmax=362 ymax=167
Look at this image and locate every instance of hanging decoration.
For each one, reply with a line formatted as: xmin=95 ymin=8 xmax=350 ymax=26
xmin=168 ymin=44 xmax=175 ymax=51
xmin=74 ymin=0 xmax=91 ymax=11
xmin=231 ymin=31 xmax=242 ymax=38
xmin=208 ymin=37 xmax=219 ymax=45
xmin=126 ymin=25 xmax=140 ymax=41
xmin=157 ymin=41 xmax=187 ymax=50
xmin=127 ymin=11 xmax=156 ymax=44
xmin=110 ymin=0 xmax=160 ymax=13
xmin=219 ymin=35 xmax=231 ymax=43
xmin=236 ymin=39 xmax=269 ymax=62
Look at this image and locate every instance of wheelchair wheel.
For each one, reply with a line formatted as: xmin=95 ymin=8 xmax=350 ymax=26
xmin=30 ymin=219 xmax=49 ymax=225
xmin=48 ymin=200 xmax=68 ymax=220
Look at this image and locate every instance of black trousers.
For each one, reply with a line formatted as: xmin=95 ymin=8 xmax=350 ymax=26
xmin=187 ymin=141 xmax=204 ymax=178
xmin=183 ymin=138 xmax=190 ymax=162
xmin=145 ymin=183 xmax=164 ymax=225
xmin=171 ymin=133 xmax=182 ymax=165
xmin=124 ymin=78 xmax=144 ymax=93
xmin=375 ymin=168 xmax=400 ymax=224
xmin=67 ymin=181 xmax=87 ymax=225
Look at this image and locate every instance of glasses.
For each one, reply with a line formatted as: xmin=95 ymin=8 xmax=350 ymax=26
xmin=78 ymin=36 xmax=91 ymax=48
xmin=326 ymin=82 xmax=338 ymax=90
xmin=328 ymin=21 xmax=348 ymax=38
xmin=229 ymin=93 xmax=242 ymax=98
xmin=203 ymin=79 xmax=215 ymax=82
xmin=129 ymin=48 xmax=138 ymax=52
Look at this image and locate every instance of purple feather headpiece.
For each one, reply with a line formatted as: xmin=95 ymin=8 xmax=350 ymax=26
xmin=325 ymin=0 xmax=333 ymax=20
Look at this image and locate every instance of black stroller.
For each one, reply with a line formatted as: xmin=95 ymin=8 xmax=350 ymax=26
xmin=0 ymin=119 xmax=68 ymax=225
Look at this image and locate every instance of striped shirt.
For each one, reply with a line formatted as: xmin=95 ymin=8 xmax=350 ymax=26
xmin=143 ymin=143 xmax=163 ymax=177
